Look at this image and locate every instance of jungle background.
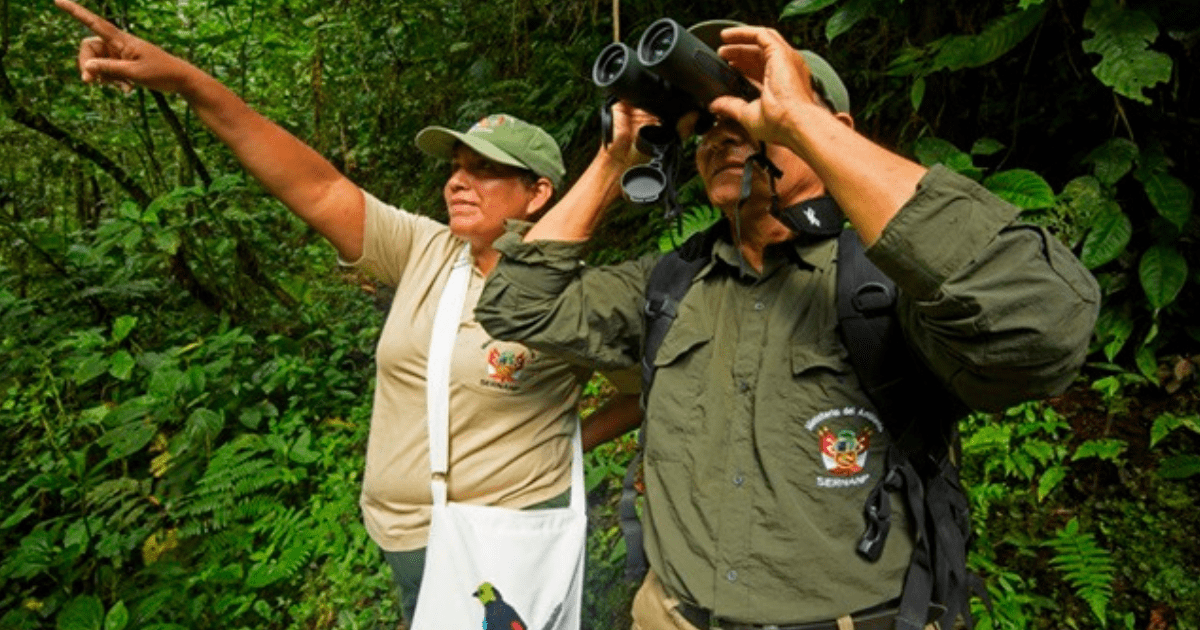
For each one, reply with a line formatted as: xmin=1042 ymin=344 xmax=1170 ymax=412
xmin=1 ymin=0 xmax=1197 ymax=628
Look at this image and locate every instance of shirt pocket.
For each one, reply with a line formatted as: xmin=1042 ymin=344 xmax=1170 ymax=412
xmin=780 ymin=340 xmax=862 ymax=454
xmin=645 ymin=319 xmax=713 ymax=454
xmin=788 ymin=340 xmax=852 ymax=399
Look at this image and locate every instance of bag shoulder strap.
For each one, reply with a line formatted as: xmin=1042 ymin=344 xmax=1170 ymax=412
xmin=426 ymin=244 xmax=473 ymax=507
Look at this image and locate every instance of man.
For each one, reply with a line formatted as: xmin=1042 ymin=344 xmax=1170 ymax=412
xmin=476 ymin=22 xmax=1099 ymax=630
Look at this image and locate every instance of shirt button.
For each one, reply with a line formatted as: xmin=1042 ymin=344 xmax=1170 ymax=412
xmin=753 ymin=301 xmax=765 ymax=311
xmin=738 ymin=380 xmax=750 ymax=393
xmin=726 ymin=569 xmax=738 ymax=582
xmin=733 ymin=474 xmax=745 ymax=487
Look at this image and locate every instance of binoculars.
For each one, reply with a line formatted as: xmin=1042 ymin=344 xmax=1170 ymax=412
xmin=591 ymin=18 xmax=759 ymax=213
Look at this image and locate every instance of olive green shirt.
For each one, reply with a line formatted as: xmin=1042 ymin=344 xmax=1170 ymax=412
xmin=477 ymin=166 xmax=1099 ymax=624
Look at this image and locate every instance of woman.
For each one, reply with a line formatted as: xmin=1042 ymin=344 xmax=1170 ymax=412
xmin=55 ymin=0 xmax=639 ymax=624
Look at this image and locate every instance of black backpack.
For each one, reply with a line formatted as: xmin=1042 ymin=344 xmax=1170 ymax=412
xmin=621 ymin=224 xmax=986 ymax=630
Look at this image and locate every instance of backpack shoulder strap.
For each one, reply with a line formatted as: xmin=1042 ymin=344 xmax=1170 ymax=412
xmin=838 ymin=229 xmax=984 ymax=627
xmin=836 ymin=228 xmax=969 ymax=438
xmin=621 ymin=225 xmax=716 ymax=582
xmin=640 ymin=227 xmax=716 ymax=397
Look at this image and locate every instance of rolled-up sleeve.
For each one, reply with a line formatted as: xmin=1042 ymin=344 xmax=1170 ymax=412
xmin=477 ymin=223 xmax=659 ymax=371
xmin=869 ymin=165 xmax=1101 ymax=411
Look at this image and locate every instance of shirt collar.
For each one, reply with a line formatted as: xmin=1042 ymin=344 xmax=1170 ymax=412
xmin=701 ymin=220 xmax=834 ymax=281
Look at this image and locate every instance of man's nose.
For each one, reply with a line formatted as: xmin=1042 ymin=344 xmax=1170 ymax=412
xmin=698 ymin=123 xmax=744 ymax=157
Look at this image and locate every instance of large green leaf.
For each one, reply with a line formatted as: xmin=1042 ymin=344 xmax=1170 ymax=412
xmin=1141 ymin=172 xmax=1193 ymax=231
xmin=110 ymin=316 xmax=137 ymax=344
xmin=103 ymin=601 xmax=129 ymax=630
xmin=1093 ymin=306 xmax=1133 ymax=362
xmin=971 ymin=138 xmax=1006 ymax=157
xmin=1081 ymin=0 xmax=1172 ymax=104
xmin=1150 ymin=412 xmax=1200 ymax=447
xmin=826 ymin=0 xmax=877 ymax=41
xmin=185 ymin=408 xmax=226 ymax=446
xmin=288 ymin=428 xmax=322 ymax=464
xmin=1139 ymin=244 xmax=1187 ymax=312
xmin=1072 ymin=439 xmax=1126 ymax=463
xmin=108 ymin=351 xmax=136 ymax=381
xmin=98 ymin=421 xmax=158 ymax=460
xmin=1037 ymin=464 xmax=1067 ymax=501
xmin=56 ymin=595 xmax=104 ymax=630
xmin=1079 ymin=202 xmax=1131 ymax=269
xmin=984 ymin=169 xmax=1055 ymax=210
xmin=1157 ymin=455 xmax=1200 ymax=479
xmin=1083 ymin=138 xmax=1138 ymax=187
xmin=148 ymin=366 xmax=185 ymax=399
xmin=73 ymin=353 xmax=109 ymax=385
xmin=782 ymin=0 xmax=842 ymax=18
xmin=910 ymin=76 xmax=926 ymax=112
xmin=912 ymin=137 xmax=982 ymax=180
xmin=932 ymin=5 xmax=1047 ymax=71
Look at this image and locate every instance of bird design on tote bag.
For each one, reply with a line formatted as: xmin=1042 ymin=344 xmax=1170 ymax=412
xmin=473 ymin=582 xmax=527 ymax=630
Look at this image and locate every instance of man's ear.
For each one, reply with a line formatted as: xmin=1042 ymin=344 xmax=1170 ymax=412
xmin=835 ymin=111 xmax=854 ymax=130
xmin=524 ymin=177 xmax=555 ymax=218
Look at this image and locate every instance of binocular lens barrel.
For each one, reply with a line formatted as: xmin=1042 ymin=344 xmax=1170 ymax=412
xmin=592 ymin=41 xmax=693 ymax=123
xmin=593 ymin=42 xmax=633 ymax=88
xmin=639 ymin=20 xmax=678 ymax=65
xmin=636 ymin=17 xmax=759 ymax=107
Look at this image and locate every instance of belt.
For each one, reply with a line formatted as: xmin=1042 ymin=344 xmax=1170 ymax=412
xmin=675 ymin=602 xmax=902 ymax=630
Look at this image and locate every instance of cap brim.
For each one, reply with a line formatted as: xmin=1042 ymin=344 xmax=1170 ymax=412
xmin=414 ymin=126 xmax=528 ymax=170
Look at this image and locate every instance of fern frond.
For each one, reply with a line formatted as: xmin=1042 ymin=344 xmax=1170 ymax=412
xmin=173 ymin=436 xmax=284 ymax=521
xmin=245 ymin=536 xmax=313 ymax=589
xmin=1045 ymin=518 xmax=1115 ymax=625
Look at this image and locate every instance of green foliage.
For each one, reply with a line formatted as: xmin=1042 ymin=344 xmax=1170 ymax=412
xmin=1081 ymin=0 xmax=1173 ymax=105
xmin=1044 ymin=518 xmax=1116 ymax=625
xmin=929 ymin=6 xmax=1048 ymax=72
xmin=958 ymin=394 xmax=1200 ymax=629
xmin=824 ymin=0 xmax=877 ymax=42
xmin=982 ymin=169 xmax=1056 ymax=210
xmin=656 ymin=204 xmax=721 ymax=253
xmin=0 ymin=158 xmax=386 ymax=628
xmin=1138 ymin=244 xmax=1187 ymax=313
xmin=2 ymin=0 xmax=1197 ymax=628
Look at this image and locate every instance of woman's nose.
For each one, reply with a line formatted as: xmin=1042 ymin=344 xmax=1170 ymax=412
xmin=446 ymin=167 xmax=470 ymax=191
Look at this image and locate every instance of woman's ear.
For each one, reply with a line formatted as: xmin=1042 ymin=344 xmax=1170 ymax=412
xmin=524 ymin=177 xmax=555 ymax=218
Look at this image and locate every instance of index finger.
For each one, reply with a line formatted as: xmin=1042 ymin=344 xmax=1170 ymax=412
xmin=55 ymin=0 xmax=123 ymax=42
xmin=718 ymin=44 xmax=767 ymax=82
xmin=714 ymin=25 xmax=793 ymax=53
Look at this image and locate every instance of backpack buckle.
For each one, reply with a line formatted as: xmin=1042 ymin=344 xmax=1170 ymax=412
xmin=851 ymin=281 xmax=894 ymax=313
xmin=857 ymin=479 xmax=894 ymax=562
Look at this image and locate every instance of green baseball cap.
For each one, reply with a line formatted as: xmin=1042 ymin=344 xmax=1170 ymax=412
xmin=415 ymin=114 xmax=566 ymax=188
xmin=687 ymin=20 xmax=851 ymax=114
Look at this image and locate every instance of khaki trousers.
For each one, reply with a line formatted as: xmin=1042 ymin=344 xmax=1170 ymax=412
xmin=629 ymin=570 xmax=699 ymax=630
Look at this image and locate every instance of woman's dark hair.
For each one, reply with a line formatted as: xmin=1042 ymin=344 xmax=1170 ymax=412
xmin=521 ymin=169 xmax=558 ymax=220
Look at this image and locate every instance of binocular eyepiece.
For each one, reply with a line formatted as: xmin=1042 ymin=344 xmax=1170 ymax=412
xmin=591 ymin=18 xmax=760 ymax=211
xmin=593 ymin=18 xmax=759 ymax=128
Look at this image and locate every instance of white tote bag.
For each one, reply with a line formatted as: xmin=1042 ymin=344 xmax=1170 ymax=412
xmin=410 ymin=245 xmax=586 ymax=630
